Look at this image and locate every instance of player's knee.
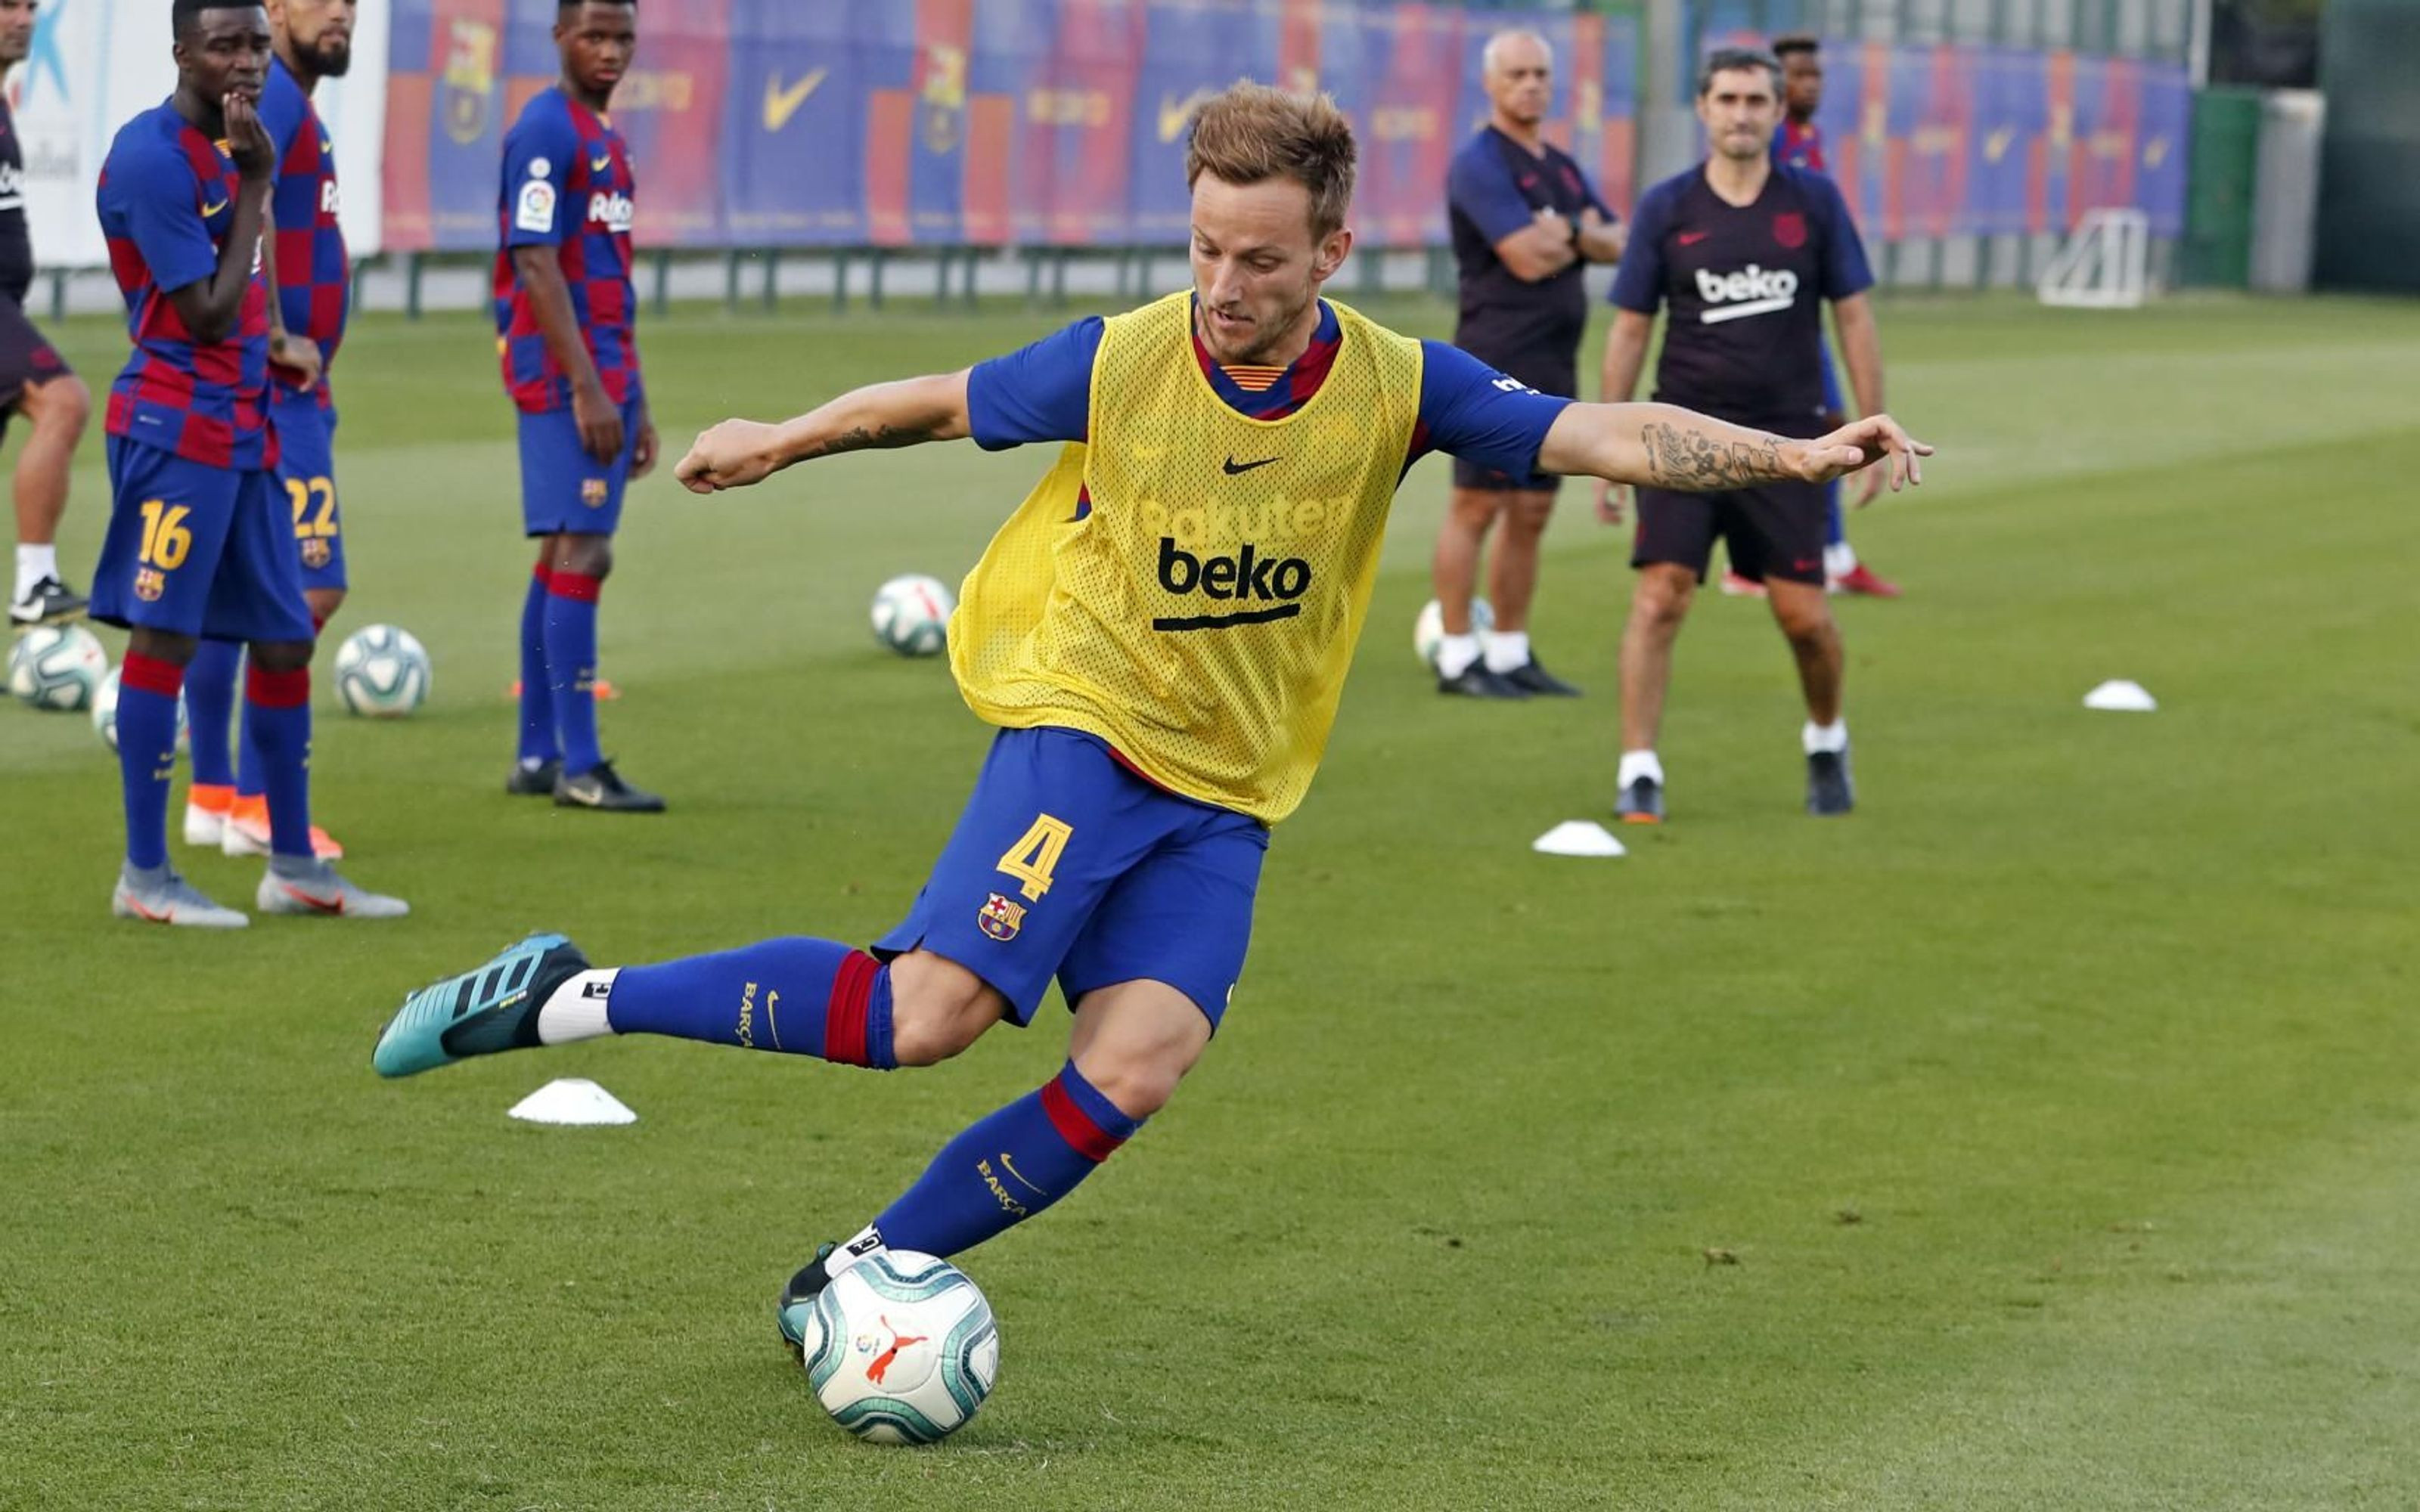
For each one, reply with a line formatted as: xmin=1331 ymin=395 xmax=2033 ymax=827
xmin=26 ymin=374 xmax=92 ymax=433
xmin=1447 ymin=490 xmax=1506 ymax=529
xmin=886 ymin=955 xmax=1002 ymax=1066
xmin=1506 ymin=494 xmax=1555 ymax=535
xmin=249 ymin=640 xmax=315 ymax=674
xmin=552 ymin=534 xmax=613 ymax=580
xmin=1632 ymin=571 xmax=1695 ymax=628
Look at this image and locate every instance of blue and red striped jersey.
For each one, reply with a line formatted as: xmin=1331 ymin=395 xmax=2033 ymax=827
xmin=1775 ymin=118 xmax=1829 ymax=174
xmin=493 ymin=88 xmax=641 ymax=415
xmin=96 ymin=103 xmax=278 ymax=472
xmin=259 ymin=57 xmax=348 ymax=407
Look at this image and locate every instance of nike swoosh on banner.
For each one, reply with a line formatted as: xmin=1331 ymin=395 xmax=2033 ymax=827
xmin=1699 ymin=295 xmax=1795 ymax=324
xmin=763 ymin=67 xmax=830 ymax=132
xmin=281 ymin=884 xmax=346 ymax=915
xmin=1158 ymin=86 xmax=1221 ymax=143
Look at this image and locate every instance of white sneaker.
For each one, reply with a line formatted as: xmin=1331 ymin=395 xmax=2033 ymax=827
xmin=256 ymin=862 xmax=409 ymax=919
xmin=222 ymin=798 xmax=344 ymax=860
xmin=113 ymin=867 xmax=249 ymax=928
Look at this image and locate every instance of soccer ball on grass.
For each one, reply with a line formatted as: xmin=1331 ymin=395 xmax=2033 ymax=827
xmin=794 ymin=1250 xmax=999 ymax=1445
xmin=92 ymin=667 xmax=191 ymax=755
xmin=1412 ymin=597 xmax=1494 ymax=668
xmin=9 ymin=623 xmax=109 ymax=711
xmin=870 ymin=575 xmax=954 ymax=658
xmin=334 ymin=624 xmax=431 ymax=717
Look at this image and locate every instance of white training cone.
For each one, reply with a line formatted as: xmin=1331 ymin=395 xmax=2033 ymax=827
xmin=1533 ymin=820 xmax=1627 ymax=858
xmin=2083 ymin=679 xmax=2158 ymax=712
xmin=508 ymin=1078 xmax=638 ymax=1126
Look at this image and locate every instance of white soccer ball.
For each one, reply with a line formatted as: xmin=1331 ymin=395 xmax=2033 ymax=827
xmin=795 ymin=1250 xmax=1000 ymax=1445
xmin=92 ymin=667 xmax=190 ymax=755
xmin=1412 ymin=597 xmax=1494 ymax=668
xmin=333 ymin=624 xmax=431 ymax=717
xmin=870 ymin=574 xmax=954 ymax=658
xmin=9 ymin=623 xmax=110 ymax=711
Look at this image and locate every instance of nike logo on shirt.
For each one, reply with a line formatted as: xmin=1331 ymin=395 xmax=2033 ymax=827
xmin=1222 ymin=456 xmax=1278 ymax=476
xmin=1678 ymin=231 xmax=1710 ymax=246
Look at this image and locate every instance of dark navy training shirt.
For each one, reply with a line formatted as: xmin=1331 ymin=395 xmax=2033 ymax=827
xmin=1609 ymin=163 xmax=1871 ymax=427
xmin=1446 ymin=126 xmax=1613 ymax=368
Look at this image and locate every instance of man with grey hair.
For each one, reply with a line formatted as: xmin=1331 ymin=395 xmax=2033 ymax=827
xmin=1432 ymin=28 xmax=1625 ymax=698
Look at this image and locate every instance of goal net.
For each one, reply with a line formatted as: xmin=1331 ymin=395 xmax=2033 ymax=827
xmin=2037 ymin=209 xmax=2154 ymax=309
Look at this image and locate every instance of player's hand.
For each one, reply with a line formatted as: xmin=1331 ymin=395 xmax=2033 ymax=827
xmin=631 ymin=414 xmax=660 ymax=479
xmin=1595 ymin=477 xmax=1628 ymax=526
xmin=1533 ymin=207 xmax=1573 ymax=243
xmin=225 ymin=94 xmax=275 ymax=182
xmin=571 ymin=381 xmax=625 ymax=465
xmin=675 ymin=419 xmax=786 ymax=494
xmin=268 ymin=331 xmax=322 ymax=392
xmin=1793 ymin=414 xmax=1931 ymax=491
xmin=1853 ymin=460 xmax=1889 ymax=507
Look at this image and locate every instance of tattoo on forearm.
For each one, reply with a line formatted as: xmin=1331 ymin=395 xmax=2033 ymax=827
xmin=805 ymin=422 xmax=937 ymax=459
xmin=1640 ymin=422 xmax=1790 ymax=489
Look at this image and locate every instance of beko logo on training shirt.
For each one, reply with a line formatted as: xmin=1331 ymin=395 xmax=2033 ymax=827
xmin=1695 ymin=265 xmax=1798 ymax=324
xmin=1153 ymin=536 xmax=1313 ymax=630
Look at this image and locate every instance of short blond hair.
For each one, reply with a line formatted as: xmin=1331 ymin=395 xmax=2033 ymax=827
xmin=1184 ymin=80 xmax=1357 ymax=239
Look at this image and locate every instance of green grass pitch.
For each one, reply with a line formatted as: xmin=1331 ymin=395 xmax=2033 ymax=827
xmin=4 ymin=290 xmax=2417 ymax=1510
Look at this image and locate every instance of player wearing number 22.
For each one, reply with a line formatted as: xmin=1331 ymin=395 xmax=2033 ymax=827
xmin=377 ymin=85 xmax=1925 ymax=1324
xmin=90 ymin=0 xmax=402 ymax=926
xmin=184 ymin=0 xmax=358 ymax=863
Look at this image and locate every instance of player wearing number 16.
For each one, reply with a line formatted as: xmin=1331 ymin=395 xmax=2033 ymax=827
xmin=375 ymin=85 xmax=1925 ymax=1331
xmin=89 ymin=0 xmax=402 ymax=926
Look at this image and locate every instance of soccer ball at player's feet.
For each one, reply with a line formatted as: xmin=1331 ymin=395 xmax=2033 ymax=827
xmin=788 ymin=1247 xmax=999 ymax=1445
xmin=1412 ymin=596 xmax=1494 ymax=668
xmin=9 ymin=623 xmax=108 ymax=711
xmin=870 ymin=575 xmax=955 ymax=658
xmin=334 ymin=624 xmax=432 ymax=717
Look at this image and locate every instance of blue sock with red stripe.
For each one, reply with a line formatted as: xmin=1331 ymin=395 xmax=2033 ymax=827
xmin=518 ymin=563 xmax=558 ymax=766
xmin=545 ymin=571 xmax=604 ymax=776
xmin=116 ymin=653 xmax=186 ymax=871
xmin=183 ymin=640 xmax=242 ymax=789
xmin=238 ymin=617 xmax=321 ymax=802
xmin=245 ymin=664 xmax=315 ymax=860
xmin=871 ymin=1062 xmax=1143 ymax=1260
xmin=592 ymin=937 xmax=897 ymax=1067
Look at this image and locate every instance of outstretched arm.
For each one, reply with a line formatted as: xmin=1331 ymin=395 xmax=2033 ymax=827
xmin=675 ymin=370 xmax=973 ymax=494
xmin=1537 ymin=401 xmax=1930 ymax=493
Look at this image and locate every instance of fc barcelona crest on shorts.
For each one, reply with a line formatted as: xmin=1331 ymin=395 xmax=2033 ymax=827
xmin=302 ymin=538 xmax=332 ymax=569
xmin=977 ymin=891 xmax=1025 ymax=942
xmin=134 ymin=569 xmax=166 ymax=603
xmin=582 ymin=478 xmax=609 ymax=507
xmin=1772 ymin=212 xmax=1807 ymax=249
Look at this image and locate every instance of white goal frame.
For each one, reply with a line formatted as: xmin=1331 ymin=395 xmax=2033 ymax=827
xmin=2038 ymin=209 xmax=2155 ymax=309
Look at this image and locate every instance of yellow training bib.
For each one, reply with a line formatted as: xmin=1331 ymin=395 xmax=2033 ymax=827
xmin=950 ymin=293 xmax=1424 ymax=823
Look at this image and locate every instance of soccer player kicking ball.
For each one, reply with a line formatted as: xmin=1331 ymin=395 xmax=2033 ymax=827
xmin=185 ymin=0 xmax=357 ymax=862
xmin=0 ymin=0 xmax=95 ymax=628
xmin=375 ymin=85 xmax=1922 ymax=1332
xmin=1596 ymin=48 xmax=1906 ymax=823
xmin=498 ymin=0 xmax=661 ymax=811
xmin=92 ymin=0 xmax=402 ymax=925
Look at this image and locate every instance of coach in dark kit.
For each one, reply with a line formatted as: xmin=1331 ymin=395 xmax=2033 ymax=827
xmin=1429 ymin=29 xmax=1625 ymax=699
xmin=1597 ymin=46 xmax=1895 ymax=823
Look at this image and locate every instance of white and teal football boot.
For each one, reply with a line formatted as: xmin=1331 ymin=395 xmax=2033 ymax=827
xmin=373 ymin=933 xmax=590 ymax=1078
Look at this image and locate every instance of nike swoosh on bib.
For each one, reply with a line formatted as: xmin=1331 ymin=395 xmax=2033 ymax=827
xmin=1222 ymin=455 xmax=1277 ymax=476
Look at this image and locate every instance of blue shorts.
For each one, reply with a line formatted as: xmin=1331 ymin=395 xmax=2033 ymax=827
xmin=519 ymin=398 xmax=641 ymax=537
xmin=91 ymin=437 xmax=315 ymax=644
xmin=273 ymin=393 xmax=346 ymax=593
xmin=873 ymin=728 xmax=1270 ymax=1032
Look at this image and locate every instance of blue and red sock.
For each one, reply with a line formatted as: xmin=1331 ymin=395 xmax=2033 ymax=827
xmin=873 ymin=1061 xmax=1143 ymax=1260
xmin=604 ymin=937 xmax=897 ymax=1067
xmin=117 ymin=652 xmax=186 ymax=870
xmin=545 ymin=570 xmax=603 ymax=776
xmin=244 ymin=664 xmax=314 ymax=860
xmin=238 ymin=617 xmax=321 ymax=802
xmin=183 ymin=640 xmax=242 ymax=790
xmin=518 ymin=562 xmax=558 ymax=767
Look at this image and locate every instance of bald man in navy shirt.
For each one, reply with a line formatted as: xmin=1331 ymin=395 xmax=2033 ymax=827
xmin=1596 ymin=47 xmax=1900 ymax=823
xmin=1430 ymin=29 xmax=1625 ymax=699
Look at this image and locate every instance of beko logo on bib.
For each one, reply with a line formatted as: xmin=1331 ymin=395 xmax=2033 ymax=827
xmin=1153 ymin=537 xmax=1313 ymax=631
xmin=1695 ymin=264 xmax=1798 ymax=324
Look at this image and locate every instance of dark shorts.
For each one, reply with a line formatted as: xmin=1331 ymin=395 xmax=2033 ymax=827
xmin=873 ymin=727 xmax=1269 ymax=1032
xmin=92 ymin=437 xmax=316 ymax=644
xmin=1451 ymin=341 xmax=1577 ymax=494
xmin=1633 ymin=477 xmax=1830 ymax=587
xmin=519 ymin=397 xmax=641 ymax=537
xmin=0 ymin=296 xmax=73 ymax=438
xmin=272 ymin=392 xmax=347 ymax=593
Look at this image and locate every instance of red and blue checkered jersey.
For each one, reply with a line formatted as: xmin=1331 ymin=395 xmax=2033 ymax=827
xmin=96 ymin=103 xmax=278 ymax=472
xmin=259 ymin=58 xmax=348 ymax=407
xmin=1774 ymin=118 xmax=1829 ymax=174
xmin=494 ymin=88 xmax=640 ymax=415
